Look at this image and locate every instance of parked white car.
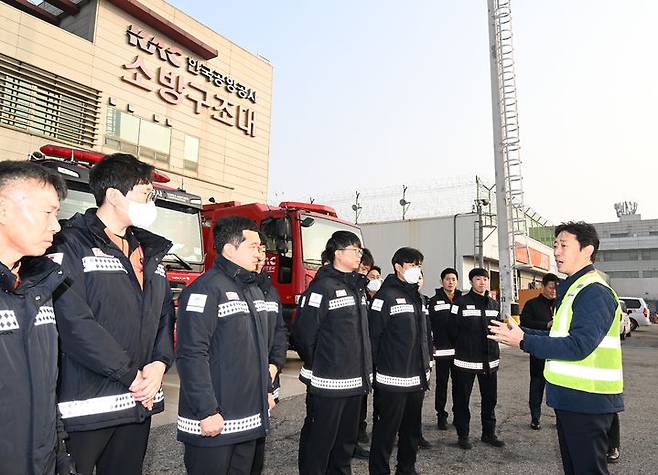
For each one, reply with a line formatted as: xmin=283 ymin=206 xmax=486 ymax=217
xmin=619 ymin=301 xmax=631 ymax=340
xmin=620 ymin=297 xmax=652 ymax=331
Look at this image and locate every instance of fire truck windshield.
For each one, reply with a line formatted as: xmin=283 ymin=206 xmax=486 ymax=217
xmin=300 ymin=214 xmax=363 ymax=264
xmin=58 ymin=189 xmax=203 ymax=265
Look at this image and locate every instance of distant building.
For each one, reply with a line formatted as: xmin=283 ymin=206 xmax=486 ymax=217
xmin=593 ymin=213 xmax=658 ymax=312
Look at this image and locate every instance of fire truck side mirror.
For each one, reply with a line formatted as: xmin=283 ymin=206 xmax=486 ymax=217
xmin=275 ymin=218 xmax=291 ymax=240
xmin=275 ymin=239 xmax=289 ymax=255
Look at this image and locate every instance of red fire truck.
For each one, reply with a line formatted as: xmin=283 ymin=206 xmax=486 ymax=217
xmin=201 ymin=201 xmax=363 ymax=341
xmin=30 ymin=144 xmax=205 ymax=302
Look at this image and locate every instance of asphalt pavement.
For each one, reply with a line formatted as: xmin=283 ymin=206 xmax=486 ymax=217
xmin=143 ymin=325 xmax=658 ymax=474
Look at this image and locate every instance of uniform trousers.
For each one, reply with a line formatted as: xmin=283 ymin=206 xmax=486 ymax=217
xmin=529 ymin=355 xmax=546 ymax=423
xmin=184 ymin=439 xmax=258 ymax=475
xmin=452 ymin=369 xmax=497 ymax=438
xmin=555 ymin=410 xmax=614 ymax=475
xmin=67 ymin=419 xmax=151 ymax=475
xmin=433 ymin=358 xmax=454 ymax=420
xmin=369 ymin=389 xmax=424 ymax=475
xmin=298 ymin=393 xmax=362 ymax=475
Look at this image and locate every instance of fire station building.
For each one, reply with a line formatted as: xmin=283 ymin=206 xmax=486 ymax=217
xmin=0 ymin=0 xmax=273 ymax=203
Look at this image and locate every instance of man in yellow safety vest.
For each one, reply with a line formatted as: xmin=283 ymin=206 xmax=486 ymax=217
xmin=488 ymin=221 xmax=623 ymax=475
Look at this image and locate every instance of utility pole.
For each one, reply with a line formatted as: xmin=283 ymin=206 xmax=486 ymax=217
xmin=487 ymin=0 xmax=528 ymax=317
xmin=352 ymin=191 xmax=362 ymax=224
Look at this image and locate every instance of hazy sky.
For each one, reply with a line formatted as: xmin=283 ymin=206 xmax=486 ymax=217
xmin=169 ymin=0 xmax=658 ymax=223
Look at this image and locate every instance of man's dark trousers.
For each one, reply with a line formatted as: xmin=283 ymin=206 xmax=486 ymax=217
xmin=298 ymin=393 xmax=362 ymax=475
xmin=434 ymin=358 xmax=454 ymax=421
xmin=555 ymin=410 xmax=614 ymax=475
xmin=529 ymin=355 xmax=546 ymax=424
xmin=369 ymin=389 xmax=423 ymax=474
xmin=452 ymin=369 xmax=497 ymax=438
xmin=184 ymin=439 xmax=258 ymax=475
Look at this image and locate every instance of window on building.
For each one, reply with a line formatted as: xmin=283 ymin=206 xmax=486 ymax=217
xmin=609 ymin=232 xmax=630 ymax=238
xmin=597 ymin=249 xmax=639 ymax=262
xmin=649 ymin=231 xmax=658 ymax=236
xmin=105 ymin=107 xmax=170 ymax=163
xmin=606 ymin=270 xmax=639 ymax=279
xmin=183 ymin=135 xmax=200 ymax=171
xmin=0 ymin=53 xmax=100 ymax=148
xmin=642 ymin=270 xmax=658 ymax=278
xmin=641 ymin=249 xmax=658 ymax=260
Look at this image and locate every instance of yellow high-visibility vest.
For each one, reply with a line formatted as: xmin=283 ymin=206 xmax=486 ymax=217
xmin=543 ymin=271 xmax=623 ymax=394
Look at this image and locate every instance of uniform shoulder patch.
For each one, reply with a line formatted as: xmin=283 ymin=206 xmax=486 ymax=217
xmin=186 ymin=293 xmax=208 ymax=313
xmin=47 ymin=252 xmax=63 ymax=265
xmin=371 ymin=298 xmax=384 ymax=312
xmin=308 ymin=292 xmax=323 ymax=308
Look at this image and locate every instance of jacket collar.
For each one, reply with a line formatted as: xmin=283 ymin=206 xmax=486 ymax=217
xmin=382 ymin=273 xmax=420 ymax=300
xmin=214 ymin=254 xmax=257 ymax=286
xmin=466 ymin=288 xmax=491 ymax=305
xmin=435 ymin=287 xmax=461 ymax=302
xmin=314 ymin=264 xmax=368 ymax=291
xmin=0 ymin=256 xmax=63 ymax=294
xmin=67 ymin=209 xmax=172 ymax=259
xmin=557 ymin=263 xmax=595 ymax=299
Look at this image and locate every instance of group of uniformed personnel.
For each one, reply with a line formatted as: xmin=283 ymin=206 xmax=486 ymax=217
xmin=0 ymin=153 xmax=623 ymax=475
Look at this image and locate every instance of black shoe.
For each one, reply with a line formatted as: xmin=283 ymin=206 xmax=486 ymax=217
xmin=352 ymin=444 xmax=370 ymax=460
xmin=358 ymin=430 xmax=370 ymax=445
xmin=607 ymin=447 xmax=620 ymax=463
xmin=437 ymin=416 xmax=448 ymax=431
xmin=530 ymin=420 xmax=541 ymax=430
xmin=458 ymin=437 xmax=472 ymax=450
xmin=481 ymin=434 xmax=505 ymax=447
xmin=418 ymin=436 xmax=433 ymax=449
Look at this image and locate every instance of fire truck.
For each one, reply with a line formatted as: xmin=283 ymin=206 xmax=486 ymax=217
xmin=29 ymin=144 xmax=205 ymax=302
xmin=201 ymin=201 xmax=363 ymax=342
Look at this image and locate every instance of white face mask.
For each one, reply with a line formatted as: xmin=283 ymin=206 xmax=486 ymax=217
xmin=367 ymin=278 xmax=382 ymax=292
xmin=127 ymin=200 xmax=157 ymax=228
xmin=403 ymin=267 xmax=422 ymax=285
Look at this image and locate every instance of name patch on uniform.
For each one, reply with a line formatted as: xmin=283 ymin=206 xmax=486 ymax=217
xmin=186 ymin=293 xmax=208 ymax=313
xmin=434 ymin=303 xmax=451 ymax=311
xmin=308 ymin=292 xmax=323 ymax=308
xmin=225 ymin=292 xmax=239 ymax=301
xmin=300 ymin=295 xmax=307 ymax=307
xmin=396 ymin=298 xmax=406 ymax=304
xmin=91 ymin=247 xmax=112 ymax=257
xmin=466 ymin=305 xmax=475 ymax=310
xmin=0 ymin=310 xmax=20 ymax=331
xmin=47 ymin=252 xmax=63 ymax=265
xmin=335 ymin=289 xmax=347 ymax=297
xmin=451 ymin=305 xmax=459 ymax=314
xmin=371 ymin=299 xmax=384 ymax=312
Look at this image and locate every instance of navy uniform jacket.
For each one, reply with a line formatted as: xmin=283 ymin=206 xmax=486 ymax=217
xmin=523 ymin=264 xmax=624 ymax=414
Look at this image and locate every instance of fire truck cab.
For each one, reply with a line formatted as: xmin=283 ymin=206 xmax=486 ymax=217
xmin=202 ymin=200 xmax=363 ymax=343
xmin=30 ymin=144 xmax=205 ymax=301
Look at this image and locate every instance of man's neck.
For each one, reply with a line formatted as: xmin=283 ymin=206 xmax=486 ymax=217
xmin=444 ymin=288 xmax=455 ymax=297
xmin=96 ymin=205 xmax=128 ymax=237
xmin=567 ymin=262 xmax=592 ymax=278
xmin=0 ymin=241 xmax=21 ymax=275
xmin=472 ymin=289 xmax=486 ymax=296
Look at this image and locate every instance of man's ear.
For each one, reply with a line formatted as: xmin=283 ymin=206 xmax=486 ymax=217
xmin=104 ymin=188 xmax=123 ymax=207
xmin=222 ymin=242 xmax=236 ymax=260
xmin=584 ymin=244 xmax=595 ymax=262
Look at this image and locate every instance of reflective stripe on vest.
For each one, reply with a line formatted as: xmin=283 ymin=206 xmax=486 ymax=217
xmin=543 ymin=271 xmax=623 ymax=394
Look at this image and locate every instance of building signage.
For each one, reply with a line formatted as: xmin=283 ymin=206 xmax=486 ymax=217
xmin=121 ymin=25 xmax=257 ymax=137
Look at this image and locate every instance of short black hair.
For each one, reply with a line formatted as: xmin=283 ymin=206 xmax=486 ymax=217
xmin=542 ymin=273 xmax=558 ymax=286
xmin=360 ymin=248 xmax=374 ymax=269
xmin=469 ymin=267 xmax=489 ymax=280
xmin=554 ymin=221 xmax=600 ymax=262
xmin=441 ymin=267 xmax=459 ymax=280
xmin=391 ymin=247 xmax=424 ymax=269
xmin=89 ymin=153 xmax=154 ymax=206
xmin=213 ymin=216 xmax=259 ymax=251
xmin=257 ymin=231 xmax=268 ymax=247
xmin=324 ymin=230 xmax=362 ymax=264
xmin=369 ymin=265 xmax=382 ymax=274
xmin=0 ymin=160 xmax=67 ymax=200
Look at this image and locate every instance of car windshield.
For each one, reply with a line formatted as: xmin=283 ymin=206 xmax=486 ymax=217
xmin=300 ymin=214 xmax=362 ymax=264
xmin=59 ymin=189 xmax=203 ymax=265
xmin=621 ymin=298 xmax=641 ymax=309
